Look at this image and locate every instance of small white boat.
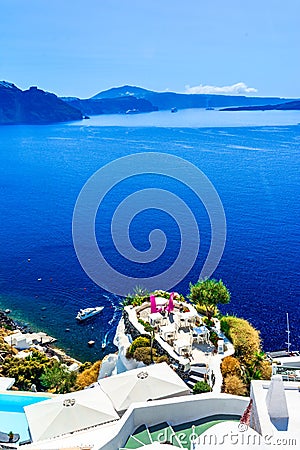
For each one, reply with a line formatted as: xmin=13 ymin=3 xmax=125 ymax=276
xmin=76 ymin=306 xmax=104 ymax=321
xmin=101 ymin=342 xmax=106 ymax=349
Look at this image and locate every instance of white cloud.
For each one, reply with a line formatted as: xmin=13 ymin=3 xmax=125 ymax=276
xmin=184 ymin=82 xmax=258 ymax=95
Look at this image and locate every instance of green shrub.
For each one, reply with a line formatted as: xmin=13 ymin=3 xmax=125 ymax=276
xmin=133 ymin=347 xmax=156 ymax=365
xmin=40 ymin=361 xmax=77 ymax=393
xmin=220 ymin=316 xmax=261 ymax=365
xmin=1 ymin=349 xmax=52 ymax=391
xmin=203 ymin=316 xmax=215 ymax=328
xmin=126 ymin=336 xmax=151 ymax=358
xmin=195 ymin=304 xmax=218 ymax=318
xmin=220 ymin=318 xmax=230 ymax=337
xmin=209 ymin=331 xmax=219 ymax=347
xmin=193 ymin=381 xmax=211 ymax=394
xmin=122 ymin=286 xmax=150 ymax=307
xmin=152 ymin=290 xmax=185 ymax=302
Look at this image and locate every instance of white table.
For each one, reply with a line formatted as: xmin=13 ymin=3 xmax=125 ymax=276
xmin=160 ymin=324 xmax=176 ymax=341
xmin=174 ymin=338 xmax=192 ymax=356
xmin=149 ymin=312 xmax=162 ymax=326
xmin=177 ymin=311 xmax=197 ymax=327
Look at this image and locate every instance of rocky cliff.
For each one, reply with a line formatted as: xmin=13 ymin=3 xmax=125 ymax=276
xmin=0 ymin=81 xmax=83 ymax=124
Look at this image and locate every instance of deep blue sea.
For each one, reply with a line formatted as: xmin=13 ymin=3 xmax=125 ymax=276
xmin=0 ymin=109 xmax=299 ymax=361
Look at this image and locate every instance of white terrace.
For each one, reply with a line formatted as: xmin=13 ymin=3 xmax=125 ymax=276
xmin=124 ymin=295 xmax=234 ymax=388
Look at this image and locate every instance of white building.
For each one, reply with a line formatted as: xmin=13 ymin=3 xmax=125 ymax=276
xmin=4 ymin=331 xmax=55 ymax=350
xmin=250 ymin=375 xmax=299 ymax=442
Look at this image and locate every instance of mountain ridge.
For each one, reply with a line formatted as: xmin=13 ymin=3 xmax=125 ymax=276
xmin=1 ymin=80 xmax=300 ymax=125
xmin=0 ymin=82 xmax=83 ymax=125
xmin=221 ymin=100 xmax=300 ymax=111
xmin=91 ymin=85 xmax=296 ymax=110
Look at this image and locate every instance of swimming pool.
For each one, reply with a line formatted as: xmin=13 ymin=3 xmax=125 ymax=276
xmin=0 ymin=391 xmax=52 ymax=443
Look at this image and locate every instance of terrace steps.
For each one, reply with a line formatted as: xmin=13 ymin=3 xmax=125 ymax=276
xmin=121 ymin=422 xmax=183 ymax=448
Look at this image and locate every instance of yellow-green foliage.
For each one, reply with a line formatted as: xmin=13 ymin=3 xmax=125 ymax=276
xmin=1 ymin=349 xmax=52 ymax=391
xmin=224 ymin=374 xmax=247 ymax=396
xmin=259 ymin=360 xmax=272 ymax=380
xmin=132 ymin=347 xmax=169 ymax=366
xmin=220 ymin=317 xmax=272 ymax=394
xmin=221 ymin=356 xmax=241 ymax=377
xmin=221 ymin=316 xmax=261 ymax=365
xmin=75 ymin=360 xmax=101 ymax=390
xmin=126 ymin=336 xmax=151 ymax=358
xmin=0 ymin=328 xmax=18 ymax=356
xmin=195 ymin=304 xmax=218 ymax=317
xmin=133 ymin=347 xmax=157 ymax=365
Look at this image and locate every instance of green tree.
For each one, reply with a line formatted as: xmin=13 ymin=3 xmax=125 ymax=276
xmin=143 ymin=323 xmax=155 ymax=364
xmin=188 ymin=279 xmax=230 ymax=319
xmin=40 ymin=361 xmax=77 ymax=393
xmin=1 ymin=349 xmax=52 ymax=391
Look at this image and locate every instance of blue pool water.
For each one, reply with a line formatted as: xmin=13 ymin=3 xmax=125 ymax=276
xmin=0 ymin=392 xmax=50 ymax=442
xmin=0 ymin=109 xmax=299 ymax=361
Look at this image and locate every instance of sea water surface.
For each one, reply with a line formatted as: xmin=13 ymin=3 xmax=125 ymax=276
xmin=0 ymin=109 xmax=299 ymax=361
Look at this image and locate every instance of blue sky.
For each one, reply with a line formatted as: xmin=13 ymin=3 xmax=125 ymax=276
xmin=1 ymin=0 xmax=299 ymax=98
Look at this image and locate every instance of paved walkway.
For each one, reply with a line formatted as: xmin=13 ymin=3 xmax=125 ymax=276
xmin=210 ymin=332 xmax=235 ymax=393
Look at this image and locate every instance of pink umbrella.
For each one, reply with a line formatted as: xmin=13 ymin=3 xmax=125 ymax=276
xmin=150 ymin=295 xmax=158 ymax=313
xmin=166 ymin=292 xmax=174 ymax=313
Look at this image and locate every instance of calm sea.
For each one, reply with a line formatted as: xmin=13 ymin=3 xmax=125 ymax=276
xmin=0 ymin=109 xmax=299 ymax=361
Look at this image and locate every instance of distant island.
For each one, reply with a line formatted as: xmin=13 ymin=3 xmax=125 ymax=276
xmin=0 ymin=80 xmax=299 ymax=125
xmin=89 ymin=85 xmax=292 ymax=111
xmin=220 ymin=100 xmax=300 ymax=111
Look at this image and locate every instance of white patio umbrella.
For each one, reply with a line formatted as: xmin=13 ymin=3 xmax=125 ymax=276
xmin=99 ymin=362 xmax=190 ymax=413
xmin=24 ymin=386 xmax=119 ymax=442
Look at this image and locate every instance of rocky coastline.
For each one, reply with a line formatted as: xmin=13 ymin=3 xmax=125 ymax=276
xmin=0 ymin=309 xmax=80 ymax=366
